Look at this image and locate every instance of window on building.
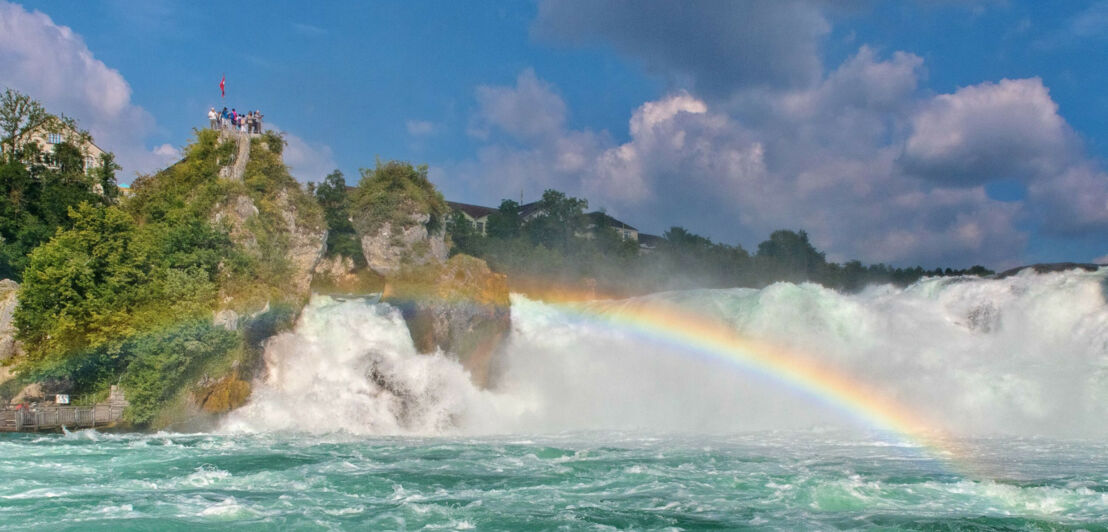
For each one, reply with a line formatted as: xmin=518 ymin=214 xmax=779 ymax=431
xmin=47 ymin=133 xmax=63 ymax=144
xmin=478 ymin=221 xmax=486 ymax=234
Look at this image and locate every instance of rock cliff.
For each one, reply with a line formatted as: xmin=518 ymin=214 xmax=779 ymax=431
xmin=0 ymin=279 xmax=21 ymax=362
xmin=358 ymin=206 xmax=449 ymax=277
xmin=383 ymin=255 xmax=510 ymax=387
xmin=350 ymin=161 xmax=510 ymax=387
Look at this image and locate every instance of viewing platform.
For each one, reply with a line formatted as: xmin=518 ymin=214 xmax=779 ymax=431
xmin=0 ymin=386 xmax=127 ymax=433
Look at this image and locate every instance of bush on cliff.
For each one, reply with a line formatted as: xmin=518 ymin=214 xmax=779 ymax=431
xmin=350 ymin=160 xmax=447 ymax=235
xmin=120 ymin=321 xmax=240 ymax=425
xmin=313 ymin=170 xmax=365 ymax=265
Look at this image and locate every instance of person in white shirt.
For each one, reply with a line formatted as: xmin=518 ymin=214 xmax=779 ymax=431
xmin=208 ymin=107 xmax=218 ymax=129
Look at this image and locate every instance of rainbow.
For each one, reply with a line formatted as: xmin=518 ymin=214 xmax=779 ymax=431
xmin=514 ymin=289 xmax=974 ymax=474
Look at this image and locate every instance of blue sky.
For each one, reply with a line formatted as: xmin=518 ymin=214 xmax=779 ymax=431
xmin=2 ymin=1 xmax=1106 ymax=268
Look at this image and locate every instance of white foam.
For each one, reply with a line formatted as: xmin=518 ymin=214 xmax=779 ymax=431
xmin=227 ymin=270 xmax=1108 ymax=437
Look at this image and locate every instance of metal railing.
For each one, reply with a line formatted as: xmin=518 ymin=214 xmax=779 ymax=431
xmin=0 ymin=404 xmax=125 ymax=432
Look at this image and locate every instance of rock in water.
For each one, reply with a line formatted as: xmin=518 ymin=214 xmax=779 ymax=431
xmin=383 ymin=255 xmax=510 ymax=388
xmin=349 ymin=161 xmax=511 ymax=387
xmin=358 ymin=205 xmax=448 ymax=278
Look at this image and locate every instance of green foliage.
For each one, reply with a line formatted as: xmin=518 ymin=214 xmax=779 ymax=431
xmin=14 ymin=204 xmax=218 ymax=370
xmin=127 ymin=129 xmax=233 ymax=224
xmin=351 ymin=160 xmax=447 ymax=235
xmin=486 ymin=199 xmax=522 ymax=239
xmin=315 ymin=170 xmax=365 ymax=265
xmin=0 ymin=87 xmax=50 ymax=157
xmin=755 ymin=230 xmax=827 ymax=283
xmin=525 ymin=189 xmax=588 ymax=251
xmin=9 ymin=125 xmax=325 ymax=424
xmin=94 ymin=152 xmax=122 ymax=202
xmin=446 ymin=210 xmax=480 ymax=256
xmin=446 ymin=188 xmax=996 ymax=297
xmin=0 ymin=135 xmax=106 ymax=280
xmin=119 ymin=321 xmax=240 ymax=425
xmin=262 ymin=130 xmax=285 ymax=156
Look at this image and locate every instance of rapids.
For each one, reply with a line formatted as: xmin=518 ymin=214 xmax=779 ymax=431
xmin=225 ymin=268 xmax=1108 ymax=439
xmin=3 ymin=268 xmax=1107 ymax=529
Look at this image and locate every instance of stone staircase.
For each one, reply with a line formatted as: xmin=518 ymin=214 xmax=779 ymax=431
xmin=218 ymin=129 xmax=254 ymax=182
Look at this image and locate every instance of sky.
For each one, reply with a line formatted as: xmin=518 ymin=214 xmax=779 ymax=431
xmin=1 ymin=0 xmax=1106 ymax=269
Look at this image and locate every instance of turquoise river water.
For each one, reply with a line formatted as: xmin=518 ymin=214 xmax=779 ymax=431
xmin=2 ymin=431 xmax=1107 ymax=529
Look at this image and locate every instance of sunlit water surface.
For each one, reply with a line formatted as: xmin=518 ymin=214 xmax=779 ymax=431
xmin=1 ymin=431 xmax=1106 ymax=530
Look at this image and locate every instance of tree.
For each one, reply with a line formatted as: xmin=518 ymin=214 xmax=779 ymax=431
xmin=314 ymin=169 xmax=364 ymax=263
xmin=93 ymin=152 xmax=122 ymax=202
xmin=0 ymin=88 xmax=89 ymax=162
xmin=446 ymin=210 xmax=480 ymax=256
xmin=756 ymin=229 xmax=827 ymax=282
xmin=485 ymin=199 xmax=522 ymax=239
xmin=525 ymin=189 xmax=587 ymax=250
xmin=15 ymin=204 xmax=155 ymax=361
xmin=0 ymin=88 xmax=49 ymax=158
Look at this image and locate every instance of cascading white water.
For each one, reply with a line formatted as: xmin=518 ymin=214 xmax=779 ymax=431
xmin=225 ymin=268 xmax=1108 ymax=437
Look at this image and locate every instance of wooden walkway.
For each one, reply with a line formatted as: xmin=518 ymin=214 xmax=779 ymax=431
xmin=0 ymin=404 xmax=125 ymax=432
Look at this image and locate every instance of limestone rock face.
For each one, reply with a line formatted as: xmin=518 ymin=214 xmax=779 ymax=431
xmin=383 ymin=255 xmax=510 ymax=387
xmin=213 ymin=309 xmax=239 ymax=331
xmin=218 ymin=130 xmax=252 ymax=182
xmin=358 ymin=208 xmax=448 ymax=278
xmin=210 ymin=194 xmax=260 ymax=249
xmin=315 ymin=254 xmax=357 ymax=281
xmin=195 ymin=372 xmax=251 ymax=414
xmin=0 ymin=279 xmax=22 ymax=361
xmin=210 ymin=191 xmax=327 ymax=302
xmin=274 ymin=189 xmax=328 ymax=296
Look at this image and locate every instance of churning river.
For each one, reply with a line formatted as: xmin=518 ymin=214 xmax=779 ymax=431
xmin=2 ymin=269 xmax=1106 ymax=529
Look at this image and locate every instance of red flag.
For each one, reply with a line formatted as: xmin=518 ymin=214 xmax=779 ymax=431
xmin=220 ymin=75 xmax=225 ymax=98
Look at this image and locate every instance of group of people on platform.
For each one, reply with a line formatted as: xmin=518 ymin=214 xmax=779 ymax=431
xmin=208 ymin=107 xmax=263 ymax=134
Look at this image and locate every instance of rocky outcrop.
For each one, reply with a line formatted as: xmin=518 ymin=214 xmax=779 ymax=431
xmin=218 ymin=130 xmax=252 ymax=182
xmin=383 ymin=255 xmax=510 ymax=387
xmin=274 ymin=189 xmax=328 ymax=296
xmin=351 ymin=186 xmax=510 ymax=387
xmin=311 ymin=255 xmax=383 ymax=295
xmin=209 ymin=191 xmax=327 ymax=302
xmin=209 ymin=194 xmax=260 ymax=249
xmin=996 ymin=262 xmax=1102 ymax=279
xmin=0 ymin=279 xmax=21 ymax=361
xmin=359 ymin=206 xmax=448 ymax=278
xmin=195 ymin=372 xmax=251 ymax=414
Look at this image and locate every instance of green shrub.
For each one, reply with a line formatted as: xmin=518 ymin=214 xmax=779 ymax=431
xmin=120 ymin=321 xmax=240 ymax=425
xmin=350 ymin=160 xmax=447 ymax=235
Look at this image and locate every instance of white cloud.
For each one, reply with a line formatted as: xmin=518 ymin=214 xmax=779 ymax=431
xmin=152 ymin=143 xmax=179 ymax=159
xmin=0 ymin=1 xmax=175 ymax=177
xmin=444 ymin=56 xmax=1038 ymax=268
xmin=472 ymin=69 xmax=567 ymax=141
xmin=405 ymin=119 xmax=437 ymax=137
xmin=900 ymin=78 xmax=1074 ymax=186
xmin=274 ymin=125 xmax=337 ymax=182
xmin=1094 ymin=255 xmax=1108 ymax=266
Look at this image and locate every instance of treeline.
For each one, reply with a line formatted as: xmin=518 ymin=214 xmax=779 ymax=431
xmin=441 ymin=189 xmax=992 ymax=296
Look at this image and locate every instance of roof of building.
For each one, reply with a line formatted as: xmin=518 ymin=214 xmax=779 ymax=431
xmin=518 ymin=201 xmax=543 ymax=219
xmin=447 ymin=201 xmax=498 ymax=219
xmin=587 ymin=211 xmax=638 ymax=231
xmin=638 ymin=233 xmax=664 ymax=247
